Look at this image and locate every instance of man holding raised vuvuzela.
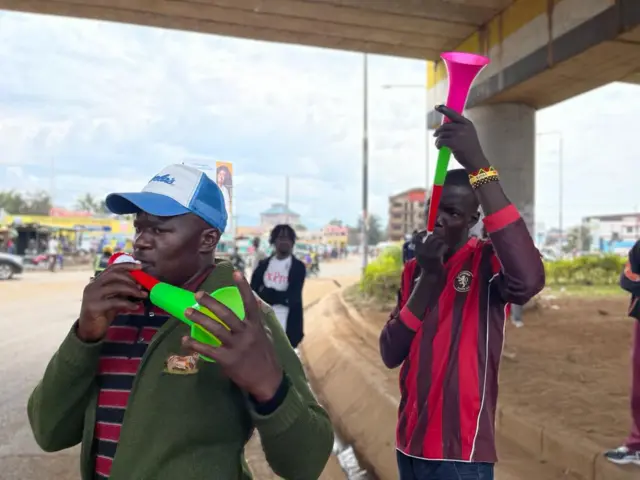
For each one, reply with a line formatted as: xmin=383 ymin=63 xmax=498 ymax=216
xmin=379 ymin=105 xmax=545 ymax=480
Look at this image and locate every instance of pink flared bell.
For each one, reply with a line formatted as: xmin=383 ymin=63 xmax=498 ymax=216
xmin=440 ymin=52 xmax=490 ymax=122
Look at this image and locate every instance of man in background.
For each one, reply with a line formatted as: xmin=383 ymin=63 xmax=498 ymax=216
xmin=47 ymin=235 xmax=59 ymax=272
xmin=402 ymin=230 xmax=418 ymax=264
xmin=251 ymin=225 xmax=306 ymax=349
xmin=605 ymin=239 xmax=640 ymax=466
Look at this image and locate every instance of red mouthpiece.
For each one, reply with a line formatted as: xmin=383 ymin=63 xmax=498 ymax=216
xmin=106 ymin=252 xmax=160 ymax=291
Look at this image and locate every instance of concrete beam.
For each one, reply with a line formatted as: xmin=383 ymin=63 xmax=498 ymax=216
xmin=305 ymin=0 xmax=506 ymax=25
xmin=2 ymin=0 xmax=445 ymax=58
xmin=0 ymin=0 xmax=507 ymax=61
xmin=427 ymin=0 xmax=640 ymax=126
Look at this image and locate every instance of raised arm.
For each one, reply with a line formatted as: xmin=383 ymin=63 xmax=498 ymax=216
xmin=481 ymin=203 xmax=545 ymax=304
xmin=433 ymin=104 xmax=545 ymax=304
xmin=379 ymin=248 xmax=446 ymax=368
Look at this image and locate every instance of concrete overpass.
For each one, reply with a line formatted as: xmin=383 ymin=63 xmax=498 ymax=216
xmin=1 ymin=0 xmax=640 ymax=228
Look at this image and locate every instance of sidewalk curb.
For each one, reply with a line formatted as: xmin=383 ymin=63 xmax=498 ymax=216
xmin=302 ymin=289 xmax=638 ymax=480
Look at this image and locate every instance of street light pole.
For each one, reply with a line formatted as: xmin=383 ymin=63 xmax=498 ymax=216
xmin=361 ymin=53 xmax=369 ymax=274
xmin=284 ymin=175 xmax=290 ymax=224
xmin=425 ymin=91 xmax=431 ymax=195
xmin=381 ymin=83 xmax=430 ymax=199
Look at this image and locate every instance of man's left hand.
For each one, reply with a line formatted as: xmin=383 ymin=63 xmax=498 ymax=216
xmin=182 ymin=272 xmax=283 ymax=403
xmin=433 ymin=104 xmax=489 ymax=172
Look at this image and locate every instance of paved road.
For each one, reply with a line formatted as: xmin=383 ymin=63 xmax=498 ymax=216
xmin=0 ymin=257 xmax=362 ymax=480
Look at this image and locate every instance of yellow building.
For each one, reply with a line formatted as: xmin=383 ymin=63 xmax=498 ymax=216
xmin=3 ymin=214 xmax=133 ymax=235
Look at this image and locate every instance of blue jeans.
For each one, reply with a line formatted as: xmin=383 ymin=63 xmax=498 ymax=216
xmin=397 ymin=451 xmax=494 ymax=480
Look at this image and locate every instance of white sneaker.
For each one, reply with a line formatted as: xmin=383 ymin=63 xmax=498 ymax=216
xmin=604 ymin=446 xmax=640 ymax=465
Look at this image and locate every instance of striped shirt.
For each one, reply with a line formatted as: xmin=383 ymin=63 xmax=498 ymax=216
xmin=380 ymin=205 xmax=545 ymax=463
xmin=94 ymin=268 xmax=212 ymax=479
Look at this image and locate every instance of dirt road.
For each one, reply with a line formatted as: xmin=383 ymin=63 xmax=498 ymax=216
xmin=0 ymin=259 xmax=360 ymax=480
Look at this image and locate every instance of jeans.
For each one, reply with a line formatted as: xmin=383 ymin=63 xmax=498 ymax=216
xmin=626 ymin=320 xmax=640 ymax=450
xmin=397 ymin=451 xmax=494 ymax=480
xmin=511 ymin=304 xmax=523 ymax=323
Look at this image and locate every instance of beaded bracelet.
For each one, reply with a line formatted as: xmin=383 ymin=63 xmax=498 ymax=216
xmin=469 ymin=166 xmax=499 ymax=189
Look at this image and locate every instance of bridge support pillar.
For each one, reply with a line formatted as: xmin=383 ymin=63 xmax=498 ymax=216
xmin=466 ymin=103 xmax=536 ymax=233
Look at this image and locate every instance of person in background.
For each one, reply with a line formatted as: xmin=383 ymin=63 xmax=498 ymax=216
xmin=251 ymin=225 xmax=307 ymax=349
xmin=28 ymin=164 xmax=333 ymax=479
xmin=229 ymin=246 xmax=246 ymax=276
xmin=605 ymin=239 xmax=640 ymax=466
xmin=57 ymin=236 xmax=65 ymax=270
xmin=379 ymin=105 xmax=545 ymax=480
xmin=402 ymin=230 xmax=418 ymax=264
xmin=94 ymin=245 xmax=114 ymax=277
xmin=47 ymin=235 xmax=59 ymax=272
xmin=251 ymin=236 xmax=266 ymax=272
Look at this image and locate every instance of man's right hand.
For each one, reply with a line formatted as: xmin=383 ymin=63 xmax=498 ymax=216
xmin=413 ymin=230 xmax=449 ymax=275
xmin=77 ymin=263 xmax=147 ymax=342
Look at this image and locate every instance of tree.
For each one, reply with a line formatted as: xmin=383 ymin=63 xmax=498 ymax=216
xmin=0 ymin=190 xmax=52 ymax=215
xmin=0 ymin=190 xmax=27 ymax=214
xmin=350 ymin=214 xmax=384 ymax=246
xmin=328 ymin=219 xmax=343 ymax=227
xmin=76 ymin=193 xmax=98 ymax=213
xmin=564 ymin=225 xmax=592 ymax=253
xmin=76 ymin=193 xmax=109 ymax=214
xmin=366 ymin=215 xmax=384 ymax=246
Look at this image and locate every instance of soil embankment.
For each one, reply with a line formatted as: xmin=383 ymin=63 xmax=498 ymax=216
xmin=301 ymin=289 xmax=638 ymax=480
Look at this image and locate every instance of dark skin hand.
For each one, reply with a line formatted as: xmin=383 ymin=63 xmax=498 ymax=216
xmin=434 ymin=104 xmax=510 ymax=216
xmin=182 ymin=271 xmax=283 ymax=403
xmin=77 ymin=263 xmax=148 ymax=342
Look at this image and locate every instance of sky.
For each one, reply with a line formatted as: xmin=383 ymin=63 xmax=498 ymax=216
xmin=0 ymin=10 xmax=638 ymax=232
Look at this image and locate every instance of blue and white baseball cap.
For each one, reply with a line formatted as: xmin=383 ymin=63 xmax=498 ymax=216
xmin=105 ymin=164 xmax=228 ymax=232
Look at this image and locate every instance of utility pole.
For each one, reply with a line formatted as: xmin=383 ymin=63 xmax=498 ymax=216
xmin=425 ymin=88 xmax=431 ymax=195
xmin=284 ymin=175 xmax=290 ymax=224
xmin=558 ymin=136 xmax=564 ymax=247
xmin=50 ymin=157 xmax=56 ymax=209
xmin=361 ymin=53 xmax=369 ymax=274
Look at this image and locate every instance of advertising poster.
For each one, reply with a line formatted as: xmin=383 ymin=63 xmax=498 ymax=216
xmin=215 ymin=161 xmax=233 ymax=231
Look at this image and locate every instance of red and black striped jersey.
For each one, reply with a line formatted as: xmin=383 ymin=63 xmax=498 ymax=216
xmin=380 ymin=205 xmax=545 ymax=463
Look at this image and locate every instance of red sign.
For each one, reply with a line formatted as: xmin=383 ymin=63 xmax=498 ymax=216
xmin=408 ymin=191 xmax=426 ymax=202
xmin=49 ymin=207 xmax=93 ymax=217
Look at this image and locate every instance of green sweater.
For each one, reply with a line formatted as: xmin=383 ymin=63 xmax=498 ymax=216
xmin=27 ymin=261 xmax=334 ymax=479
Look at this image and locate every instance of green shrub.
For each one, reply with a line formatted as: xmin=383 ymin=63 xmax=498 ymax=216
xmin=360 ymin=248 xmax=626 ymax=302
xmin=360 ymin=245 xmax=403 ymax=302
xmin=544 ymin=254 xmax=625 ymax=286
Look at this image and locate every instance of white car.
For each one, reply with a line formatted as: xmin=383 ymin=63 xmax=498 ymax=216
xmin=0 ymin=252 xmax=24 ymax=280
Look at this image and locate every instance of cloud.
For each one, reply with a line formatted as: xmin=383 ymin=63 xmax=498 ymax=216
xmin=0 ymin=10 xmax=430 ymax=229
xmin=0 ymin=10 xmax=638 ymax=233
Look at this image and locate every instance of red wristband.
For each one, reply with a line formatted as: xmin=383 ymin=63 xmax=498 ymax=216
xmin=483 ymin=204 xmax=520 ymax=233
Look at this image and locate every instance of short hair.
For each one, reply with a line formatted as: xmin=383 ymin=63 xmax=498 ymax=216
xmin=269 ymin=224 xmax=297 ymax=245
xmin=443 ymin=168 xmax=473 ymax=189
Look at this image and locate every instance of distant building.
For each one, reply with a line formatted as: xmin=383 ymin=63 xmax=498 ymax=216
xmin=582 ymin=212 xmax=640 ymax=254
xmin=387 ymin=188 xmax=427 ymax=242
xmin=322 ymin=224 xmax=348 ymax=248
xmin=260 ymin=203 xmax=301 ymax=231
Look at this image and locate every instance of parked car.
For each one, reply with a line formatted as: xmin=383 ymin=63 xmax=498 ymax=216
xmin=0 ymin=252 xmax=24 ymax=280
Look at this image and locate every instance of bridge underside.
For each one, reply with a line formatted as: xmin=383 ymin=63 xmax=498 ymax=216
xmin=0 ymin=0 xmax=514 ymax=60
